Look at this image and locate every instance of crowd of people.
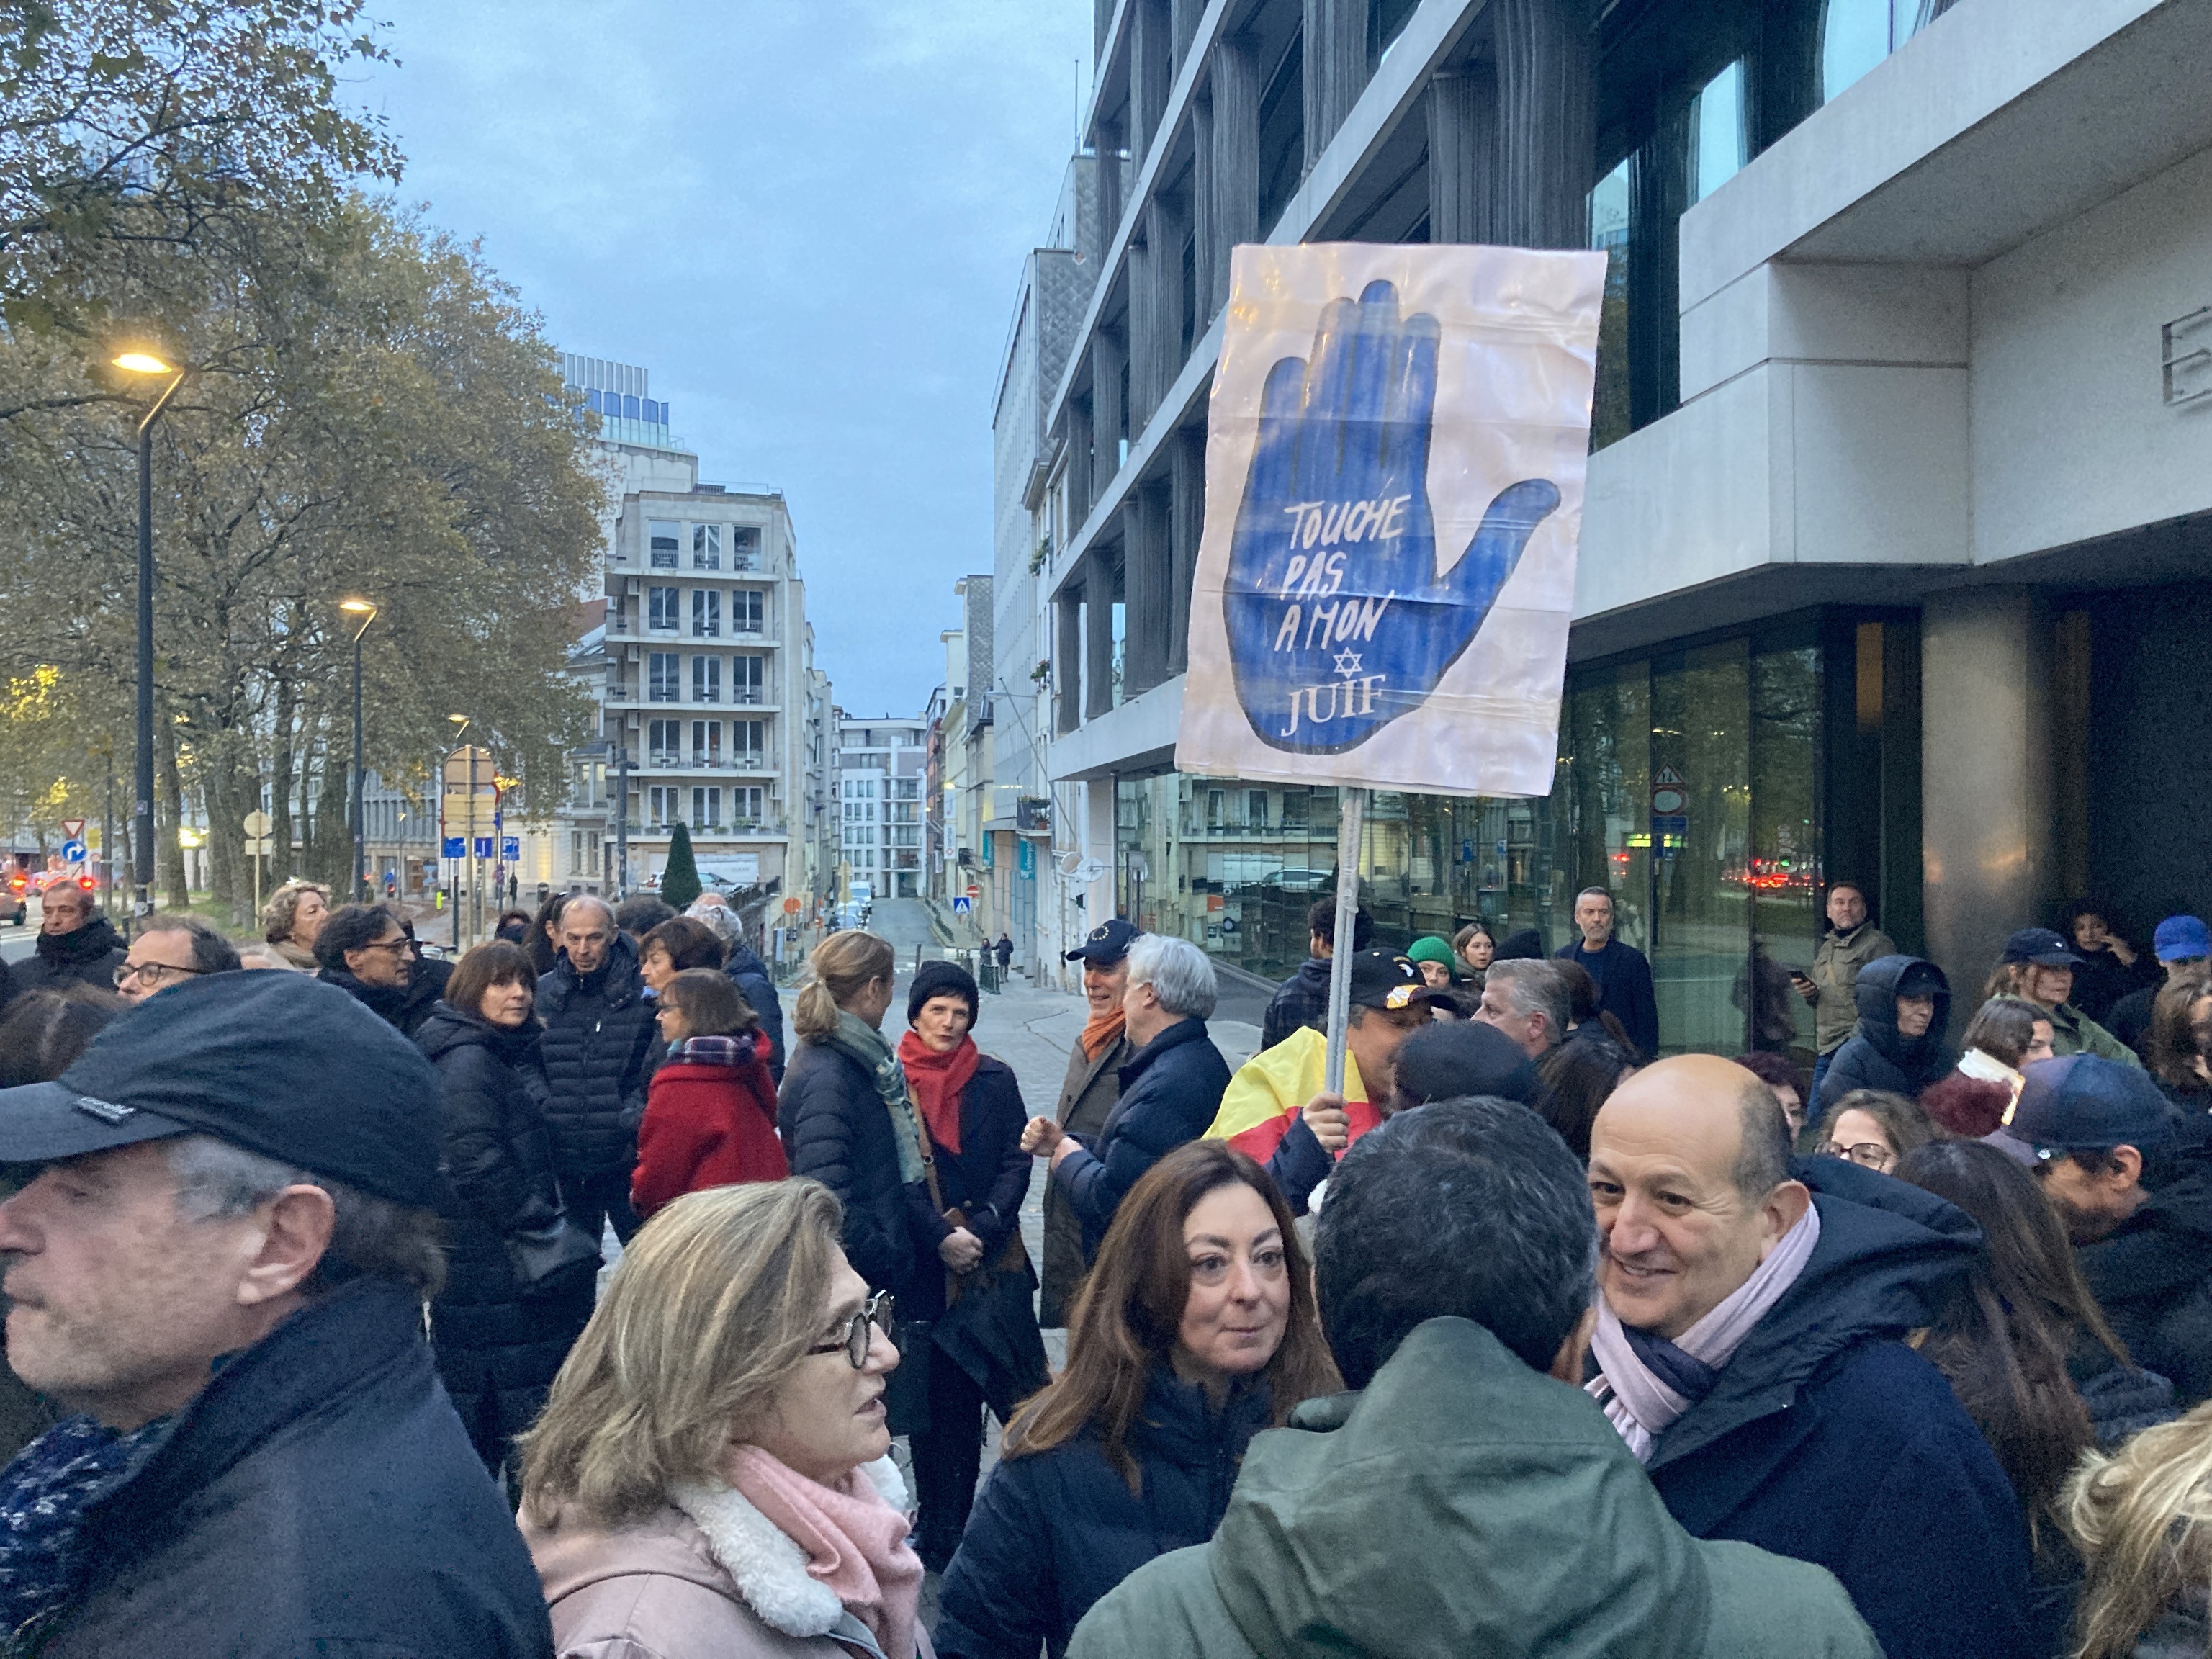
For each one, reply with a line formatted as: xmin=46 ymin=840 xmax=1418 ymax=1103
xmin=0 ymin=873 xmax=2206 ymax=1658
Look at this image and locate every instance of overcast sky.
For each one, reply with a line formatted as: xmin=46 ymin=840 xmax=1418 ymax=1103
xmin=365 ymin=1 xmax=1092 ymax=714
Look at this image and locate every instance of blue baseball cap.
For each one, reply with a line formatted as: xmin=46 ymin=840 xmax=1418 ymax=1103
xmin=1984 ymin=1056 xmax=2175 ymax=1167
xmin=1066 ymin=917 xmax=1141 ymax=966
xmin=2154 ymin=916 xmax=2211 ymax=963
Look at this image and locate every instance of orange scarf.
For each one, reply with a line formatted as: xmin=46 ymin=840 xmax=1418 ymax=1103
xmin=1079 ymin=1007 xmax=1127 ymax=1061
xmin=896 ymin=1030 xmax=978 ymax=1156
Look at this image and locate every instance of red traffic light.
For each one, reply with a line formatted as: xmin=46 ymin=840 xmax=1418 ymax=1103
xmin=76 ymin=873 xmax=96 ymax=891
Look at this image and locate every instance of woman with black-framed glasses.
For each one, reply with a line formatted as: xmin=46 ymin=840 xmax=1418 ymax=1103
xmin=521 ymin=1180 xmax=925 ymax=1659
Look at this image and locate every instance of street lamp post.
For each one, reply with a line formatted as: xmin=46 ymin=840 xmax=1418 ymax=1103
xmin=112 ymin=349 xmax=187 ymax=927
xmin=339 ymin=599 xmax=379 ymax=902
xmin=447 ymin=715 xmax=470 ymax=951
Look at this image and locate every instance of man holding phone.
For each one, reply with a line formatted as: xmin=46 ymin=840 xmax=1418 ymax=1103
xmin=1796 ymin=882 xmax=1895 ymax=1108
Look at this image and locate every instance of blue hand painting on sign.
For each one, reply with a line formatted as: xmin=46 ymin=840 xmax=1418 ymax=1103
xmin=1223 ymin=280 xmax=1561 ymax=754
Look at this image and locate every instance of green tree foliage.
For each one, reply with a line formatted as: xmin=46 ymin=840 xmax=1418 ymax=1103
xmin=660 ymin=820 xmax=701 ymax=910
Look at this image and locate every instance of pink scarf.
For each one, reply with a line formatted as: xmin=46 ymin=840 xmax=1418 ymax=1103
xmin=727 ymin=1445 xmax=921 ymax=1659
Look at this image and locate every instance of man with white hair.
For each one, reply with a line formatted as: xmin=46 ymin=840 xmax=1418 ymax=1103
xmin=536 ymin=894 xmax=657 ymax=1246
xmin=1476 ymin=958 xmax=1571 ymax=1060
xmin=1022 ymin=933 xmax=1231 ymax=1261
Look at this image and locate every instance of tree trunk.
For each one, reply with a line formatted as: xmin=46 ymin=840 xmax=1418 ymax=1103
xmin=313 ymin=721 xmax=351 ymax=890
xmin=158 ymin=715 xmax=190 ymax=909
xmin=271 ymin=674 xmax=295 ymax=888
xmin=204 ymin=740 xmax=248 ymax=927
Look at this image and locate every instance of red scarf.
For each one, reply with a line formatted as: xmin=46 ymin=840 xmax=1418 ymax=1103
xmin=1079 ymin=1006 xmax=1127 ymax=1061
xmin=897 ymin=1030 xmax=978 ymax=1156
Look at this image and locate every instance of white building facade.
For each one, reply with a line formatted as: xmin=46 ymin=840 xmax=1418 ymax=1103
xmin=836 ymin=713 xmax=930 ymax=901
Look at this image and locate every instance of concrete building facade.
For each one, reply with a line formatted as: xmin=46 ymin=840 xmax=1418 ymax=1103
xmin=836 ymin=712 xmax=930 ymax=901
xmin=1019 ymin=0 xmax=2212 ymax=1053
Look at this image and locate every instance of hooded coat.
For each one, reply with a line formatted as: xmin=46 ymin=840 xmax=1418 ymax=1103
xmin=16 ymin=914 xmax=126 ymax=994
xmin=536 ymin=931 xmax=659 ymax=1182
xmin=415 ymin=1002 xmax=595 ymax=1457
xmin=934 ymin=1365 xmax=1272 ymax=1659
xmin=2074 ymin=1143 xmax=2212 ymax=1408
xmin=1641 ymin=1158 xmax=2035 ymax=1659
xmin=1069 ymin=1318 xmax=1880 ymax=1659
xmin=1813 ymin=954 xmax=1953 ymax=1115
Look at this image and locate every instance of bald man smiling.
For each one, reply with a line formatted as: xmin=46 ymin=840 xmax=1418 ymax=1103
xmin=1584 ymin=1056 xmax=2036 ymax=1659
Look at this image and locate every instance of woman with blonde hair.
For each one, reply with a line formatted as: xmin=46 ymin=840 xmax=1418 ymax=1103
xmin=261 ymin=878 xmax=331 ymax=971
xmin=520 ymin=1180 xmax=925 ymax=1658
xmin=777 ymin=931 xmax=924 ymax=1300
xmin=2065 ymin=1398 xmax=2212 ymax=1658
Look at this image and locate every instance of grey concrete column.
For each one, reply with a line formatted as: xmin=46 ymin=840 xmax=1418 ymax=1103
xmin=1146 ymin=194 xmax=1187 ymax=410
xmin=1192 ymin=92 xmax=1217 ymax=331
xmin=1426 ymin=64 xmax=1498 ymax=245
xmin=1096 ymin=119 xmax=1125 ymax=263
xmin=1122 ymin=493 xmax=1169 ymax=696
xmin=1093 ymin=331 xmax=1127 ymax=493
xmin=1132 ymin=0 xmax=1173 ymax=162
xmin=1304 ymin=0 xmax=1371 ymax=168
xmin=1210 ymin=37 xmax=1260 ymax=311
xmin=1068 ymin=397 xmax=1095 ymax=516
xmin=1128 ymin=233 xmax=1159 ymax=426
xmin=1495 ymin=0 xmax=1594 ymax=250
xmin=1170 ymin=0 xmax=1202 ymax=61
xmin=1920 ymin=590 xmax=2053 ymax=1022
xmin=1056 ymin=590 xmax=1084 ymax=734
xmin=1084 ymin=549 xmax=1122 ymax=721
xmin=1168 ymin=431 xmax=1204 ymax=674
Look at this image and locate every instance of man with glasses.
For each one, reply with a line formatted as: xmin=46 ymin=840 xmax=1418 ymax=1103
xmin=17 ymin=882 xmax=126 ymax=995
xmin=114 ymin=915 xmax=241 ymax=1006
xmin=314 ymin=904 xmax=435 ymax=1037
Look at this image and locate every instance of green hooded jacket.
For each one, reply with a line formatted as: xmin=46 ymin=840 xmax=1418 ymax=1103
xmin=1069 ymin=1318 xmax=1883 ymax=1659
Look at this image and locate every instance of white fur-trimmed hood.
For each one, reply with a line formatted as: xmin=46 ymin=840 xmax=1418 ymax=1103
xmin=667 ymin=1456 xmax=910 ymax=1639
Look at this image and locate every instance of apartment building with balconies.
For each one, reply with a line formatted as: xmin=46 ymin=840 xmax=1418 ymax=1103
xmin=836 ymin=712 xmax=930 ymax=901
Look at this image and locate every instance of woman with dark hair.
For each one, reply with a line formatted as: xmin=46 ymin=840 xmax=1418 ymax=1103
xmin=493 ymin=908 xmax=534 ymax=945
xmin=631 ymin=968 xmax=782 ymax=1222
xmin=934 ymin=1142 xmax=1341 ymax=1658
xmin=1535 ymin=1034 xmax=1635 ymax=1159
xmin=2143 ymin=971 xmax=2212 ymax=1109
xmin=1895 ymin=1140 xmax=2172 ymax=1650
xmin=1732 ymin=1049 xmax=1812 ymax=1144
xmin=415 ymin=940 xmax=598 ymax=1482
xmin=2060 ymin=899 xmax=2157 ymax=1025
xmin=525 ymin=889 xmax=568 ymax=979
xmin=638 ymin=914 xmax=727 ymax=997
xmin=1814 ymin=1087 xmax=1938 ymax=1175
xmin=0 ymin=989 xmax=117 ymax=1088
xmin=1921 ymin=997 xmax=2056 ymax=1138
xmin=1554 ymin=958 xmax=1638 ymax=1060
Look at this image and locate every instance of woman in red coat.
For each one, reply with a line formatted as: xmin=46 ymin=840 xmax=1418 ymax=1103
xmin=631 ymin=968 xmax=786 ymax=1220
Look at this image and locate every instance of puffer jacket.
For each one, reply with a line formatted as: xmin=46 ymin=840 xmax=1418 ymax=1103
xmin=724 ymin=941 xmax=786 ymax=1082
xmin=1068 ymin=1319 xmax=1881 ymax=1659
xmin=935 ymin=1366 xmax=1272 ymax=1659
xmin=1053 ymin=1017 xmax=1231 ymax=1260
xmin=536 ymin=932 xmax=658 ymax=1180
xmin=415 ymin=1004 xmax=594 ymax=1409
xmin=779 ymin=1035 xmax=920 ymax=1298
xmin=17 ymin=914 xmax=127 ymax=994
xmin=1814 ymin=955 xmax=1953 ymax=1115
xmin=2074 ymin=1141 xmax=2212 ymax=1408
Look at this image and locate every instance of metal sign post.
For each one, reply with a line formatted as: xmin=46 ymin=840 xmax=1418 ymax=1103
xmin=1322 ymin=789 xmax=1368 ymax=1097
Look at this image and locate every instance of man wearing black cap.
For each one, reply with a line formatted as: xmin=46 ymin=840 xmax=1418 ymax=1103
xmin=1988 ymin=1055 xmax=2212 ymax=1406
xmin=1987 ymin=927 xmax=2139 ymax=1064
xmin=1041 ymin=919 xmax=1141 ymax=1326
xmin=1207 ymin=949 xmax=1436 ymax=1213
xmin=0 ymin=971 xmax=552 ymax=1656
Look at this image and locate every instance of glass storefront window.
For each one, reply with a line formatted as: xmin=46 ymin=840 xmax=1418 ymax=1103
xmin=1687 ymin=60 xmax=1746 ymax=205
xmin=1750 ymin=643 xmax=1823 ymax=1056
xmin=1650 ymin=642 xmax=1752 ymax=1056
xmin=1589 ymin=158 xmax=1634 ymax=451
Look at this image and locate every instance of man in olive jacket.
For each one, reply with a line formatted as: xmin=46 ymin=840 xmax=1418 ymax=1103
xmin=1796 ymin=882 xmax=1894 ymax=1105
xmin=1040 ymin=920 xmax=1140 ymax=1327
xmin=1071 ymin=1100 xmax=1879 ymax=1659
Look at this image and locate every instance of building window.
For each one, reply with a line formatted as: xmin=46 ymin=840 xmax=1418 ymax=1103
xmin=732 ymin=590 xmax=765 ymax=634
xmin=693 ymin=588 xmax=721 ymax=638
xmin=893 ymin=778 xmax=920 ymax=801
xmin=692 ymin=786 xmax=722 ymax=830
xmin=732 ymin=653 xmax=765 ymax=703
xmin=1687 ymin=60 xmax=1747 ymax=204
xmin=733 ymin=719 xmax=765 ymax=765
xmin=693 ymin=655 xmax=721 ymax=703
xmin=692 ymin=720 xmax=721 ymax=768
xmin=1821 ymin=0 xmax=1938 ymax=105
xmin=734 ymin=786 xmax=764 ymax=824
xmin=892 ymin=825 xmax=920 ymax=848
xmin=647 ymin=786 xmax=677 ymax=828
xmin=693 ymin=523 xmax=721 ymax=570
xmin=1257 ymin=32 xmax=1305 ymax=235
xmin=649 ymin=521 xmax=680 ymax=569
xmin=649 ymin=719 xmax=681 ymax=765
xmin=649 ymin=652 xmax=680 ymax=702
xmin=731 ymin=527 xmax=760 ymax=571
xmin=649 ymin=586 xmax=680 ymax=631
xmin=1589 ymin=157 xmax=1633 ymax=451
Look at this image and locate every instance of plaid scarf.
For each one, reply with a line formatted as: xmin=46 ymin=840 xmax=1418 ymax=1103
xmin=0 ymin=1412 xmax=174 ymax=1648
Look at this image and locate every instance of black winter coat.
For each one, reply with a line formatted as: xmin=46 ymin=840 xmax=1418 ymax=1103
xmin=1814 ymin=953 xmax=1954 ymax=1115
xmin=780 ymin=1035 xmax=920 ymax=1297
xmin=1556 ymin=935 xmax=1662 ymax=1063
xmin=415 ymin=1004 xmax=594 ymax=1395
xmin=935 ymin=1366 xmax=1270 ymax=1659
xmin=1055 ymin=1017 xmax=1231 ymax=1260
xmin=1642 ymin=1157 xmax=2033 ymax=1659
xmin=318 ymin=963 xmax=441 ymax=1038
xmin=903 ymin=1053 xmax=1033 ymax=1321
xmin=44 ymin=1280 xmax=553 ymax=1658
xmin=724 ymin=942 xmax=786 ymax=1082
xmin=1260 ymin=958 xmax=1329 ymax=1052
xmin=16 ymin=915 xmax=126 ymax=994
xmin=536 ymin=933 xmax=658 ymax=1179
xmin=2076 ymin=1148 xmax=2212 ymax=1408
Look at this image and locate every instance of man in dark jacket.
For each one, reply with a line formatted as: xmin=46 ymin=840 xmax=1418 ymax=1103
xmin=2106 ymin=914 xmax=2209 ymax=1058
xmin=0 ymin=969 xmax=552 ymax=1657
xmin=1041 ymin=920 xmax=1140 ymax=1326
xmin=1812 ymin=954 xmax=1951 ymax=1115
xmin=1586 ymin=1056 xmax=2033 ymax=1659
xmin=1069 ymin=1100 xmax=1881 ymax=1659
xmin=1260 ymin=897 xmax=1373 ymax=1051
xmin=315 ymin=902 xmax=439 ymax=1038
xmin=536 ymin=895 xmax=657 ymax=1246
xmin=1027 ymin=934 xmax=1231 ymax=1259
xmin=17 ymin=882 xmax=125 ymax=994
xmin=1555 ymin=887 xmax=1659 ymax=1061
xmin=1989 ymin=1055 xmax=2212 ymax=1406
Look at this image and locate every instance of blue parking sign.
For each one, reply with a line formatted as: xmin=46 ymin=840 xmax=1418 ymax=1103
xmin=501 ymin=837 xmax=520 ymax=862
xmin=442 ymin=837 xmax=464 ymax=859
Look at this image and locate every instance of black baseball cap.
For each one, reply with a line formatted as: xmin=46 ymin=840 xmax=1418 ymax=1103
xmin=2002 ymin=927 xmax=2084 ymax=968
xmin=1984 ymin=1056 xmax=2175 ymax=1168
xmin=1066 ymin=918 xmax=1141 ymax=966
xmin=0 ymin=969 xmax=444 ymax=1208
xmin=1346 ymin=949 xmax=1437 ymax=1013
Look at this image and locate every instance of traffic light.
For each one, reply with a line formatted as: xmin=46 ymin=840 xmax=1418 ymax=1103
xmin=75 ymin=873 xmax=96 ymax=892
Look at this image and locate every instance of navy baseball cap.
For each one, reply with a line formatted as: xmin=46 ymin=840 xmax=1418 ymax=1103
xmin=1346 ymin=949 xmax=1437 ymax=1012
xmin=0 ymin=969 xmax=444 ymax=1208
xmin=2154 ymin=915 xmax=2211 ymax=963
xmin=2002 ymin=927 xmax=2084 ymax=968
xmin=1066 ymin=918 xmax=1141 ymax=966
xmin=1984 ymin=1056 xmax=2175 ymax=1168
